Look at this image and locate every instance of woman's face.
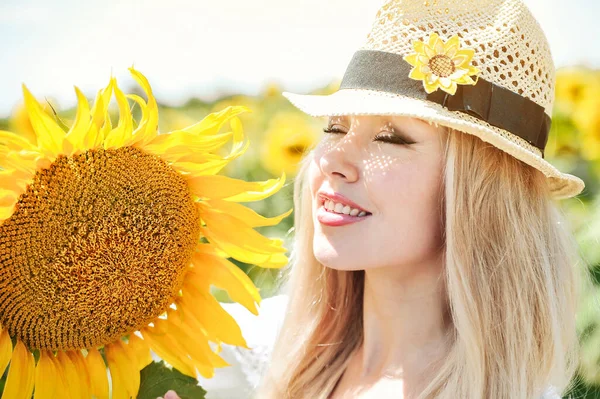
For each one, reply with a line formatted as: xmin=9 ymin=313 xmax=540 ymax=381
xmin=308 ymin=115 xmax=447 ymax=275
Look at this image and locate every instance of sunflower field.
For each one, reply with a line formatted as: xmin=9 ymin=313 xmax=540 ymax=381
xmin=0 ymin=66 xmax=599 ymax=398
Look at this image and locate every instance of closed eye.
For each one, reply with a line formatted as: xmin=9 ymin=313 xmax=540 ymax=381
xmin=373 ymin=132 xmax=411 ymax=145
xmin=323 ymin=126 xmax=346 ymax=134
xmin=323 ymin=126 xmax=411 ymax=145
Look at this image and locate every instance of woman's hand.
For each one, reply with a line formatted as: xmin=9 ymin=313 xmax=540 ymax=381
xmin=157 ymin=390 xmax=181 ymax=399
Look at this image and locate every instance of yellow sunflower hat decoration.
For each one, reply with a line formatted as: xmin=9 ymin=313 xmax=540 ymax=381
xmin=0 ymin=68 xmax=291 ymax=398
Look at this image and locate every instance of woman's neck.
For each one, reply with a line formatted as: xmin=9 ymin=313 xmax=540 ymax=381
xmin=332 ymin=255 xmax=452 ymax=398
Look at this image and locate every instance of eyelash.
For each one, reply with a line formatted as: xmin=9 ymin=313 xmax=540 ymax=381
xmin=322 ymin=126 xmax=410 ymax=145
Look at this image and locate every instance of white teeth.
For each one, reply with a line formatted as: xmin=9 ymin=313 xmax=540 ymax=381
xmin=322 ymin=199 xmax=368 ymax=217
xmin=325 ymin=200 xmax=334 ymax=211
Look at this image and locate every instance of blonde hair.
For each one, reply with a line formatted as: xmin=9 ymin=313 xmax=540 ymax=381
xmin=256 ymin=127 xmax=586 ymax=399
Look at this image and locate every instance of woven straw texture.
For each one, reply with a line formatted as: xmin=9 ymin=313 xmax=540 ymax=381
xmin=364 ymin=0 xmax=555 ymax=115
xmin=283 ymin=0 xmax=586 ymax=199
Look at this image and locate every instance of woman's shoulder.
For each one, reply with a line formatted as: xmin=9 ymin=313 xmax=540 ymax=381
xmin=198 ymin=296 xmax=562 ymax=399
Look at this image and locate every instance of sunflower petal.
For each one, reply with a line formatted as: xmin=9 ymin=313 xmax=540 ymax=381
xmin=96 ymin=109 xmax=113 ymax=149
xmin=171 ymin=130 xmax=248 ymax=172
xmin=127 ymin=333 xmax=153 ymax=371
xmin=164 ymin=314 xmax=227 ymax=378
xmin=468 ymin=65 xmax=480 ymax=76
xmin=440 ymin=77 xmax=452 ymax=89
xmin=126 ymin=94 xmax=151 ymax=148
xmin=409 ymin=67 xmax=426 ymax=80
xmin=63 ymin=86 xmax=92 ymax=155
xmin=182 ymin=106 xmax=250 ymax=137
xmin=141 ymin=326 xmax=197 ymax=378
xmin=22 ymin=85 xmax=64 ymax=158
xmin=0 ymin=328 xmax=13 ymax=377
xmin=181 ymin=277 xmax=249 ymax=347
xmin=0 ymin=130 xmax=35 ymax=151
xmin=103 ymin=80 xmax=134 ymax=150
xmin=46 ymin=354 xmax=70 ymax=399
xmin=448 ymin=68 xmax=469 ymax=80
xmin=441 ymin=80 xmax=458 ymax=95
xmin=413 ymin=40 xmax=425 ymax=53
xmin=457 ymin=74 xmax=476 ymax=85
xmin=166 ymin=152 xmax=221 ymax=165
xmin=444 ymin=35 xmax=460 ymax=53
xmin=67 ymin=351 xmax=92 ymax=399
xmin=128 ymin=67 xmax=159 ymax=147
xmin=105 ymin=341 xmax=139 ymax=399
xmin=427 ymin=33 xmax=440 ymax=48
xmin=403 ymin=53 xmax=419 ymax=66
xmin=260 ymin=252 xmax=289 ymax=269
xmin=85 ymin=348 xmax=109 ymax=399
xmin=56 ymin=351 xmax=82 ymax=398
xmin=201 ymin=200 xmax=292 ymax=228
xmin=34 ymin=351 xmax=58 ymax=399
xmin=89 ymin=79 xmax=114 ymax=149
xmin=0 ymin=150 xmax=39 ymax=176
xmin=166 ymin=311 xmax=229 ymax=369
xmin=119 ymin=340 xmax=141 ymax=397
xmin=172 ymin=159 xmax=232 ymax=177
xmin=202 ymin=227 xmax=285 ymax=268
xmin=229 ymin=116 xmax=246 ymax=153
xmin=0 ymin=170 xmax=27 ymax=196
xmin=188 ymin=173 xmax=285 ymax=202
xmin=0 ymin=188 xmax=18 ymax=208
xmin=3 ymin=340 xmax=35 ymax=399
xmin=145 ymin=131 xmax=233 ymax=161
xmin=424 ymin=44 xmax=436 ymax=58
xmin=190 ymin=250 xmax=261 ymax=314
xmin=434 ymin=37 xmax=445 ymax=54
xmin=201 ymin=209 xmax=287 ymax=256
xmin=0 ymin=207 xmax=15 ymax=222
xmin=90 ymin=79 xmax=114 ymax=131
xmin=453 ymin=49 xmax=475 ymax=68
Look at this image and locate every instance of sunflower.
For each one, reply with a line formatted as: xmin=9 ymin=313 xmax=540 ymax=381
xmin=555 ymin=67 xmax=596 ymax=114
xmin=404 ymin=33 xmax=480 ymax=95
xmin=0 ymin=68 xmax=291 ymax=398
xmin=260 ymin=112 xmax=318 ymax=176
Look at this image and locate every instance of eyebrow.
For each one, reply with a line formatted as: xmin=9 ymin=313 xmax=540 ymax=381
xmin=327 ymin=116 xmax=348 ymax=125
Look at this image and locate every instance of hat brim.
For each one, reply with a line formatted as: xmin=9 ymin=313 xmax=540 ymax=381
xmin=282 ymin=88 xmax=585 ymax=200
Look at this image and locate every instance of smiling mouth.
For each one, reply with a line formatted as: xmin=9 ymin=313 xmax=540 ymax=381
xmin=319 ymin=196 xmax=372 ymax=217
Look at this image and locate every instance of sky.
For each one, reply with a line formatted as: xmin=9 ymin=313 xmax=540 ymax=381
xmin=0 ymin=0 xmax=599 ymax=118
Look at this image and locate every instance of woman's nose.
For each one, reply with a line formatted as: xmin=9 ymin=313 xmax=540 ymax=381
xmin=318 ymin=140 xmax=359 ymax=183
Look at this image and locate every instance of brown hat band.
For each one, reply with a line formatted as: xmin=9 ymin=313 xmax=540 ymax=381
xmin=339 ymin=50 xmax=550 ymax=157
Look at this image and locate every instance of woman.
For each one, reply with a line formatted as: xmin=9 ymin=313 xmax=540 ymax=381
xmin=256 ymin=0 xmax=588 ymax=398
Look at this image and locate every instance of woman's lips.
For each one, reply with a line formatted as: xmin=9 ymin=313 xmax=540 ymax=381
xmin=317 ymin=191 xmax=370 ymax=214
xmin=316 ymin=205 xmax=372 ymax=226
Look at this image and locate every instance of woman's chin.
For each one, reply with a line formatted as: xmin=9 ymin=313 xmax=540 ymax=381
xmin=313 ymin=249 xmax=363 ymax=271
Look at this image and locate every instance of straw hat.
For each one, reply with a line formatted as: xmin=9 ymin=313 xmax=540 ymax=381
xmin=283 ymin=0 xmax=585 ymax=199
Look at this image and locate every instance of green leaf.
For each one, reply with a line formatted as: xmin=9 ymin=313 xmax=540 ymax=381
xmin=137 ymin=361 xmax=207 ymax=399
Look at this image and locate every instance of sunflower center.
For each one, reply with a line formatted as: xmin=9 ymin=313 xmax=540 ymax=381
xmin=285 ymin=144 xmax=307 ymax=157
xmin=429 ymin=55 xmax=455 ymax=78
xmin=0 ymin=146 xmax=200 ymax=351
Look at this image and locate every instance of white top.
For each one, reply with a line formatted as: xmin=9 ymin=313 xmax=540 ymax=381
xmin=197 ymin=294 xmax=288 ymax=399
xmin=197 ymin=294 xmax=560 ymax=399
